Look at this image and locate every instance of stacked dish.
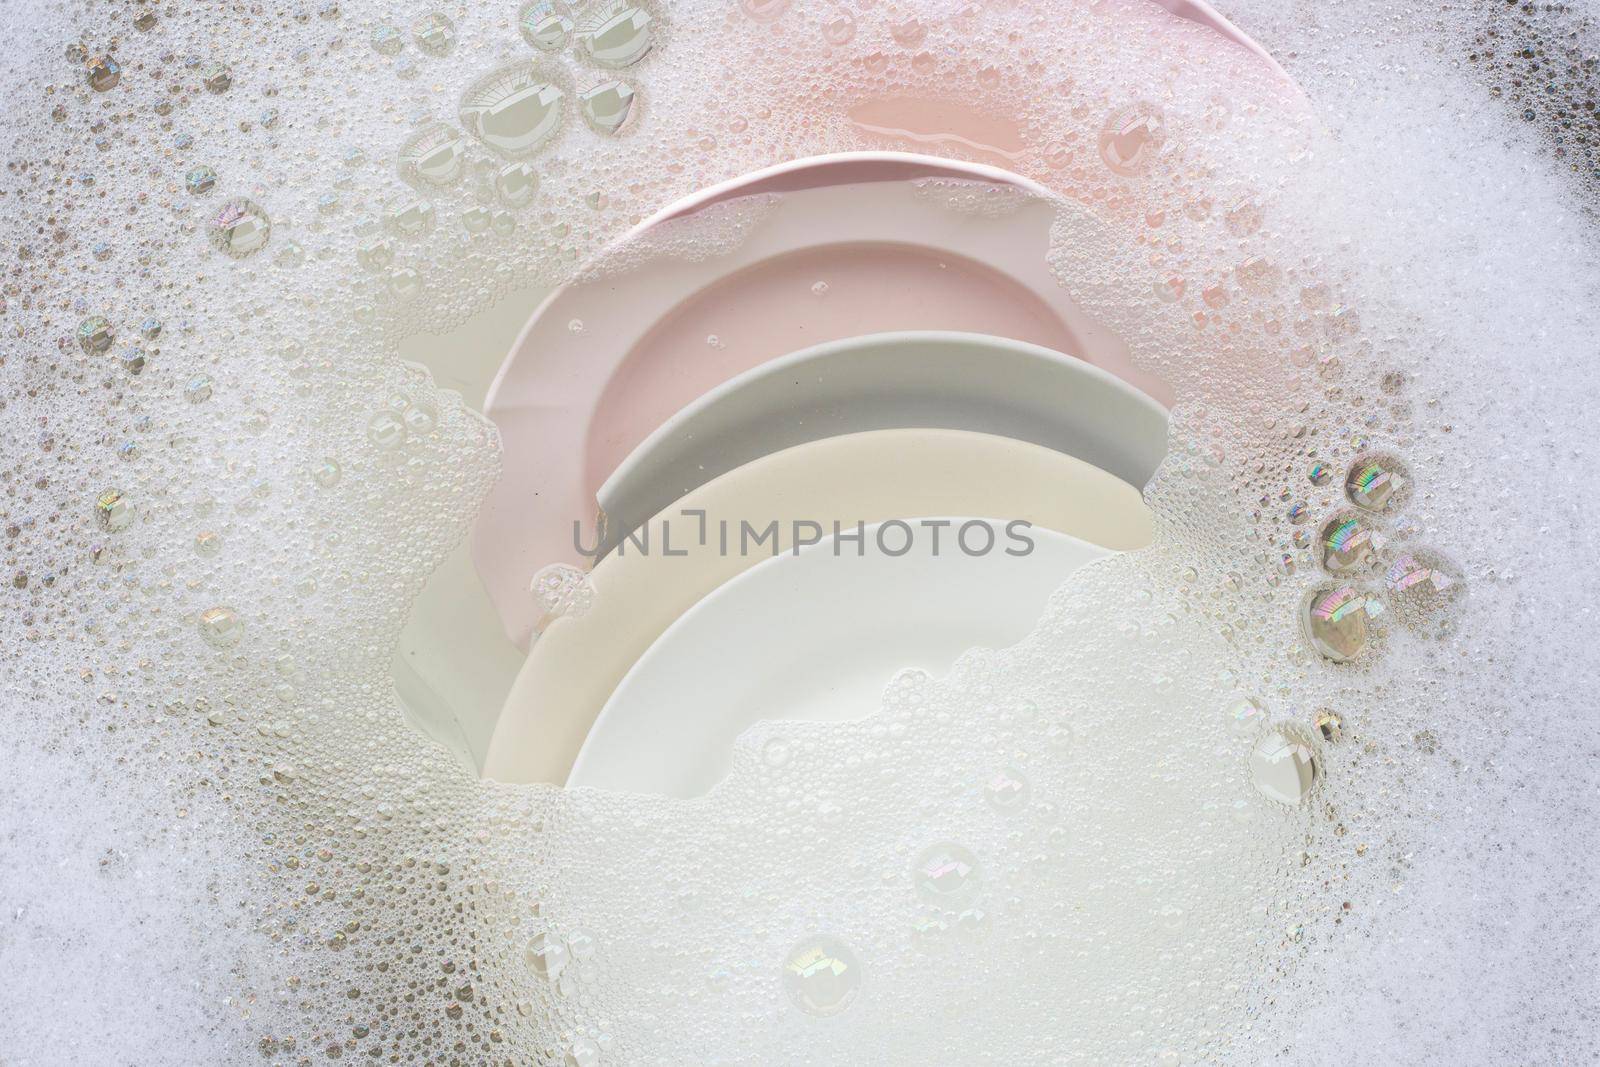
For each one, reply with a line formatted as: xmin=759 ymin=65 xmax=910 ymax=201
xmin=473 ymin=154 xmax=1172 ymax=796
xmin=425 ymin=0 xmax=1292 ymax=795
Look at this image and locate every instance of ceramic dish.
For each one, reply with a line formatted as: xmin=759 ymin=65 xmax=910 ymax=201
xmin=1157 ymin=0 xmax=1290 ymax=81
xmin=481 ymin=427 xmax=1154 ymax=785
xmin=597 ymin=331 xmax=1167 ymax=554
xmin=473 ymin=151 xmax=1167 ymax=647
xmin=567 ymin=520 xmax=1100 ymax=797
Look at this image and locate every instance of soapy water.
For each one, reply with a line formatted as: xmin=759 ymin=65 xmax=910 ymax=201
xmin=0 ymin=0 xmax=1597 ymax=1063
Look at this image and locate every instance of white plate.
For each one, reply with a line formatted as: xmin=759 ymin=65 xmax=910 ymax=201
xmin=567 ymin=521 xmax=1102 ymax=797
xmin=481 ymin=428 xmax=1154 ymax=785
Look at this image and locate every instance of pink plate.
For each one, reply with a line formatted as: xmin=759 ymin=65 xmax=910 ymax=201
xmin=474 ymin=152 xmax=1172 ymax=648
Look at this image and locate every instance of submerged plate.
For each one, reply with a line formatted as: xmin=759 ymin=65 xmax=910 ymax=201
xmin=481 ymin=428 xmax=1154 ymax=786
xmin=474 ymin=151 xmax=1168 ymax=648
xmin=1156 ymin=0 xmax=1290 ymax=81
xmin=568 ymin=520 xmax=1101 ymax=798
xmin=598 ymin=331 xmax=1167 ymax=553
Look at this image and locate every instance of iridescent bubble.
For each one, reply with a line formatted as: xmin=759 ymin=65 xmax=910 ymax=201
xmin=823 ymin=11 xmax=856 ymax=44
xmin=1224 ymin=695 xmax=1268 ymax=738
xmin=201 ymin=62 xmax=232 ymax=93
xmin=1320 ymin=513 xmax=1380 ymax=574
xmin=388 ymin=267 xmax=422 ymax=300
xmin=367 ymin=411 xmax=407 ymax=449
xmin=1385 ymin=552 xmax=1455 ymax=598
xmin=1346 ymin=456 xmax=1407 ymax=512
xmin=185 ymin=166 xmax=217 ymax=195
xmin=983 ymin=767 xmax=1030 ymax=813
xmin=782 ymin=936 xmax=861 ymax=1017
xmin=385 ymin=197 xmax=436 ymax=237
xmin=95 ymin=489 xmax=134 ymax=532
xmin=1249 ymin=725 xmax=1319 ymax=806
xmin=76 ymin=315 xmax=114 ymax=354
xmin=1099 ymin=103 xmax=1166 ymax=176
xmin=459 ymin=65 xmax=565 ymax=157
xmin=496 ymin=162 xmax=540 ymax=208
xmin=184 ymin=375 xmax=214 ymax=403
xmin=85 ymin=54 xmax=121 ymax=92
xmin=398 ymin=124 xmax=467 ymax=187
xmin=410 ymin=12 xmax=456 ymax=56
xmin=356 ymin=237 xmax=394 ymax=271
xmin=524 ymin=932 xmax=569 ymax=979
xmin=519 ymin=0 xmax=573 ymax=51
xmin=1383 ymin=550 xmax=1462 ymax=633
xmin=912 ymin=843 xmax=981 ymax=905
xmin=1308 ymin=462 xmax=1333 ymax=486
xmin=198 ymin=606 xmax=244 ymax=649
xmin=370 ymin=23 xmax=404 ymax=55
xmin=208 ymin=198 xmax=271 ymax=258
xmin=313 ymin=459 xmax=342 ymax=488
xmin=402 ymin=400 xmax=437 ymax=434
xmin=1313 ymin=708 xmax=1344 ymax=743
xmin=579 ymin=81 xmax=635 ymax=135
xmin=1301 ymin=585 xmax=1380 ymax=662
xmin=578 ymin=2 xmax=653 ymax=69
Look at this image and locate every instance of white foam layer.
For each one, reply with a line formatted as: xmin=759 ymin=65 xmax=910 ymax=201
xmin=0 ymin=0 xmax=1595 ymax=1062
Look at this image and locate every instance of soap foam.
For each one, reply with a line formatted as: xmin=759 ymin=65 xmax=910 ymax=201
xmin=0 ymin=0 xmax=1596 ymax=1062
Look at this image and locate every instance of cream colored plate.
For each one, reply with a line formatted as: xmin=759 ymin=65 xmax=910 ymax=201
xmin=568 ymin=521 xmax=1102 ymax=798
xmin=482 ymin=428 xmax=1154 ymax=785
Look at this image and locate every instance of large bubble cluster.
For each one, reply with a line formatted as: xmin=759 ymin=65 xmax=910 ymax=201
xmin=1 ymin=0 xmax=1597 ymax=1063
